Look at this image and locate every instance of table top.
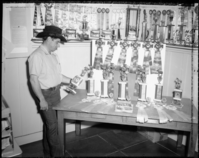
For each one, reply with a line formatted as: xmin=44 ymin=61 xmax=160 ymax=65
xmin=54 ymin=89 xmax=198 ymax=124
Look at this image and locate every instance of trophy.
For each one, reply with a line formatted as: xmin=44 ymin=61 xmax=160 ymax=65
xmin=152 ymin=11 xmax=161 ymax=42
xmin=173 ymin=78 xmax=183 ymax=105
xmin=100 ymin=64 xmax=109 ymax=98
xmin=141 ymin=10 xmax=149 ymax=42
xmin=178 ymin=8 xmax=186 ymax=44
xmin=86 ymin=65 xmax=95 ymax=96
xmin=111 ymin=24 xmax=117 ymax=40
xmin=117 ymin=17 xmax=122 ymax=40
xmin=193 ymin=5 xmax=198 ymax=46
xmin=166 ymin=10 xmax=174 ymax=43
xmin=78 ymin=15 xmax=89 ymax=40
xmin=159 ymin=10 xmax=167 ymax=43
xmin=108 ymin=63 xmax=115 ymax=98
xmin=66 ymin=67 xmax=89 ymax=94
xmin=154 ymin=69 xmax=163 ymax=101
xmin=137 ymin=66 xmax=147 ymax=101
xmin=118 ymin=65 xmax=129 ymax=101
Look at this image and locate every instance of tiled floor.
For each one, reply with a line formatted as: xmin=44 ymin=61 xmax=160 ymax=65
xmin=16 ymin=123 xmax=198 ymax=157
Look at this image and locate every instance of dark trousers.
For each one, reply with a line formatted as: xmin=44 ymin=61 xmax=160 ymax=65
xmin=41 ymin=85 xmax=63 ymax=157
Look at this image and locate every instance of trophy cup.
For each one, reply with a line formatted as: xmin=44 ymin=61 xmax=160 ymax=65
xmin=141 ymin=10 xmax=149 ymax=42
xmin=137 ymin=66 xmax=147 ymax=101
xmin=154 ymin=69 xmax=163 ymax=101
xmin=166 ymin=10 xmax=174 ymax=44
xmin=100 ymin=64 xmax=109 ymax=98
xmin=118 ymin=65 xmax=128 ymax=101
xmin=159 ymin=10 xmax=167 ymax=43
xmin=66 ymin=67 xmax=89 ymax=94
xmin=86 ymin=65 xmax=95 ymax=96
xmin=193 ymin=5 xmax=198 ymax=46
xmin=178 ymin=8 xmax=186 ymax=45
xmin=78 ymin=15 xmax=89 ymax=40
xmin=173 ymin=78 xmax=183 ymax=105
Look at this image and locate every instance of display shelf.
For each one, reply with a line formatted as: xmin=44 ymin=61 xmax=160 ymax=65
xmin=1 ymin=96 xmax=22 ymax=157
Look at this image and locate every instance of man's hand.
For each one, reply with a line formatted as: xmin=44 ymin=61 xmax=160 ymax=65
xmin=40 ymin=98 xmax=48 ymax=111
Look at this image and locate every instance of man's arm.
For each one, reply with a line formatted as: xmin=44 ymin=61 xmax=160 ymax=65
xmin=30 ymin=74 xmax=48 ymax=110
xmin=61 ymin=75 xmax=72 ymax=85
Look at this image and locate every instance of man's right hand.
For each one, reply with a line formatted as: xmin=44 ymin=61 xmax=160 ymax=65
xmin=40 ymin=98 xmax=48 ymax=111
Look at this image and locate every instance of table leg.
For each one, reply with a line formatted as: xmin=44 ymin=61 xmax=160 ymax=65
xmin=187 ymin=124 xmax=198 ymax=157
xmin=57 ymin=111 xmax=64 ymax=155
xmin=75 ymin=120 xmax=81 ymax=136
xmin=176 ymin=131 xmax=183 ymax=148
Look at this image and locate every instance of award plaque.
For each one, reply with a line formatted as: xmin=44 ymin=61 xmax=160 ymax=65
xmin=173 ymin=78 xmax=183 ymax=105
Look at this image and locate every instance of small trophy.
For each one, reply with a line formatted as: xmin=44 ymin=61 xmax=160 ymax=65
xmin=173 ymin=78 xmax=183 ymax=105
xmin=154 ymin=69 xmax=163 ymax=101
xmin=137 ymin=66 xmax=147 ymax=101
xmin=118 ymin=65 xmax=129 ymax=100
xmin=86 ymin=65 xmax=95 ymax=96
xmin=66 ymin=67 xmax=89 ymax=94
xmin=100 ymin=64 xmax=109 ymax=98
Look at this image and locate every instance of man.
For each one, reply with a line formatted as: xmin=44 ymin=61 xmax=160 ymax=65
xmin=28 ymin=25 xmax=71 ymax=157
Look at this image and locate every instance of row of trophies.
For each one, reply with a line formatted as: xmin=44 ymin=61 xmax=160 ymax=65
xmin=65 ymin=63 xmax=183 ymax=107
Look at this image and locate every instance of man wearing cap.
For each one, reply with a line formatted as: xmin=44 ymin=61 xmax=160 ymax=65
xmin=28 ymin=25 xmax=71 ymax=157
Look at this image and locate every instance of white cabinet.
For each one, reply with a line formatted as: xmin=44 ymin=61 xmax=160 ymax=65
xmin=4 ymin=58 xmax=43 ymax=145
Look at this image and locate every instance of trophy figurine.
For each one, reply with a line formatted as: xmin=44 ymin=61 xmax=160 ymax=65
xmin=137 ymin=66 xmax=147 ymax=101
xmin=173 ymin=78 xmax=183 ymax=105
xmin=66 ymin=67 xmax=89 ymax=94
xmin=154 ymin=69 xmax=163 ymax=101
xmin=118 ymin=65 xmax=129 ymax=101
xmin=78 ymin=15 xmax=89 ymax=40
xmin=100 ymin=64 xmax=109 ymax=98
xmin=86 ymin=65 xmax=95 ymax=96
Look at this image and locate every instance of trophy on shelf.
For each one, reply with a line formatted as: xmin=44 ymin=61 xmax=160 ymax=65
xmin=154 ymin=69 xmax=163 ymax=102
xmin=141 ymin=9 xmax=149 ymax=42
xmin=111 ymin=24 xmax=117 ymax=40
xmin=159 ymin=10 xmax=167 ymax=43
xmin=193 ymin=5 xmax=198 ymax=46
xmin=86 ymin=65 xmax=95 ymax=96
xmin=78 ymin=15 xmax=89 ymax=40
xmin=100 ymin=64 xmax=109 ymax=98
xmin=166 ymin=10 xmax=174 ymax=44
xmin=152 ymin=10 xmax=161 ymax=42
xmin=118 ymin=64 xmax=129 ymax=101
xmin=66 ymin=67 xmax=89 ymax=94
xmin=137 ymin=66 xmax=147 ymax=101
xmin=117 ymin=17 xmax=122 ymax=40
xmin=178 ymin=8 xmax=186 ymax=45
xmin=173 ymin=78 xmax=183 ymax=105
xmin=108 ymin=63 xmax=115 ymax=98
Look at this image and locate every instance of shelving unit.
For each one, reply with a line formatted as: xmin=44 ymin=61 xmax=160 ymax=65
xmin=2 ymin=96 xmax=22 ymax=157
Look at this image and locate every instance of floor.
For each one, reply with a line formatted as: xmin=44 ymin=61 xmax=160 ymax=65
xmin=15 ymin=123 xmax=198 ymax=157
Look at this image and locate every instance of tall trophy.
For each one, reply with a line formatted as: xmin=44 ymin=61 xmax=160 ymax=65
xmin=137 ymin=66 xmax=147 ymax=101
xmin=141 ymin=9 xmax=149 ymax=42
xmin=100 ymin=64 xmax=109 ymax=98
xmin=118 ymin=65 xmax=128 ymax=101
xmin=193 ymin=5 xmax=198 ymax=46
xmin=154 ymin=70 xmax=163 ymax=101
xmin=178 ymin=8 xmax=186 ymax=45
xmin=66 ymin=67 xmax=89 ymax=94
xmin=173 ymin=78 xmax=183 ymax=105
xmin=166 ymin=10 xmax=174 ymax=44
xmin=117 ymin=17 xmax=122 ymax=40
xmin=86 ymin=65 xmax=95 ymax=96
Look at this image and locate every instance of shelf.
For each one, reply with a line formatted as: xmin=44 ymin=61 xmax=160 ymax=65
xmin=2 ymin=130 xmax=12 ymax=138
xmin=2 ymin=140 xmax=22 ymax=157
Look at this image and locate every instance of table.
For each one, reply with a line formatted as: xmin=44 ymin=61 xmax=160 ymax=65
xmin=53 ymin=89 xmax=198 ymax=157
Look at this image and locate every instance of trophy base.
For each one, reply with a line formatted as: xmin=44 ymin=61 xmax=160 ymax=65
xmin=65 ymin=86 xmax=76 ymax=94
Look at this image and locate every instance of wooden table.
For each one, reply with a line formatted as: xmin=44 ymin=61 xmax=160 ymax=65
xmin=53 ymin=89 xmax=198 ymax=157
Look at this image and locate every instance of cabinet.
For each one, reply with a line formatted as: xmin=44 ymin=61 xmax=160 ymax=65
xmin=2 ymin=95 xmax=22 ymax=157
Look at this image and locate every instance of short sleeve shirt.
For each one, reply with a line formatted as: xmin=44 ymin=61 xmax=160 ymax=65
xmin=28 ymin=45 xmax=62 ymax=89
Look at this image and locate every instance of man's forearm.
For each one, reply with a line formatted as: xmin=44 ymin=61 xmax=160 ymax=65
xmin=62 ymin=75 xmax=71 ymax=85
xmin=30 ymin=75 xmax=45 ymax=101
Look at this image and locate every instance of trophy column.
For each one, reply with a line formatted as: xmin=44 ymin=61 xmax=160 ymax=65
xmin=100 ymin=64 xmax=109 ymax=98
